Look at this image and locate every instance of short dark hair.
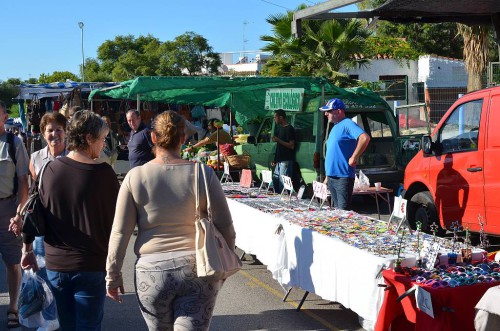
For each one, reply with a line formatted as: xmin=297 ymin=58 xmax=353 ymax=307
xmin=274 ymin=109 xmax=286 ymax=118
xmin=66 ymin=111 xmax=108 ymax=151
xmin=126 ymin=109 xmax=140 ymax=118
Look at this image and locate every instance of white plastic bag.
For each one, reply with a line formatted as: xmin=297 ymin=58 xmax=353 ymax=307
xmin=18 ymin=269 xmax=54 ymax=328
xmin=358 ymin=170 xmax=370 ymax=191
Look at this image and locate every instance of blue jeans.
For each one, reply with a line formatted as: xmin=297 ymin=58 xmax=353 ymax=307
xmin=272 ymin=161 xmax=293 ymax=194
xmin=34 ymin=236 xmax=45 ymax=256
xmin=327 ymin=176 xmax=355 ymax=210
xmin=46 ymin=270 xmax=106 ymax=331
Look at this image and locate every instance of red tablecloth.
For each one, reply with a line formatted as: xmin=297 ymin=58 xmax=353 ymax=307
xmin=376 ymin=269 xmax=500 ymax=331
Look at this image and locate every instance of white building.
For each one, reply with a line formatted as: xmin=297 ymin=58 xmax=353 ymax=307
xmin=218 ymin=51 xmax=271 ymax=76
xmin=341 ymin=55 xmax=468 ymax=120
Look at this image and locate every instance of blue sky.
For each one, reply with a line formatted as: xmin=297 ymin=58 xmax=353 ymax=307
xmin=0 ymin=1 xmax=357 ymax=81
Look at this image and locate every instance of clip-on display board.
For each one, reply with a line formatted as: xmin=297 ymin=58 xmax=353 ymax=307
xmin=240 ymin=169 xmax=252 ymax=188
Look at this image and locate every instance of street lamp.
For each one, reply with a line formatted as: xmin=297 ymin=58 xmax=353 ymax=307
xmin=78 ymin=21 xmax=85 ymax=82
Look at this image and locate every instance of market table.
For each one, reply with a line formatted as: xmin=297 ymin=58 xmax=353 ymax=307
xmin=352 ymin=187 xmax=393 ymax=220
xmin=376 ymin=269 xmax=500 ymax=331
xmin=226 ymin=197 xmax=412 ymax=330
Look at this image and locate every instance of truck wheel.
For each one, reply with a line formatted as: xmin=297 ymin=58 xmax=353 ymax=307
xmin=408 ymin=191 xmax=444 ymax=235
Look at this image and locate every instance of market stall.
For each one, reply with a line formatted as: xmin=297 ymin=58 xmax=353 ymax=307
xmin=222 ymin=183 xmax=459 ymax=330
xmin=376 ymin=267 xmax=500 ymax=331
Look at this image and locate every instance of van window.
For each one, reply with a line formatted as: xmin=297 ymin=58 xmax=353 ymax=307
xmin=439 ymin=99 xmax=482 ymax=153
xmin=293 ymin=113 xmax=315 ymax=142
xmin=367 ymin=117 xmax=393 ymax=138
xmin=257 ymin=117 xmax=273 ymax=143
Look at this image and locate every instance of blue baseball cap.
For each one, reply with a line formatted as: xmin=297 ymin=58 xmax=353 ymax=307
xmin=319 ymin=98 xmax=346 ymax=111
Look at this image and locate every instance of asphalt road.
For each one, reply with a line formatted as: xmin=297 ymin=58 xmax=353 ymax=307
xmin=0 ymin=195 xmax=389 ymax=331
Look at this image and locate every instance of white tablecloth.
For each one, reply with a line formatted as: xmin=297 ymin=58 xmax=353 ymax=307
xmin=227 ymin=198 xmax=400 ymax=327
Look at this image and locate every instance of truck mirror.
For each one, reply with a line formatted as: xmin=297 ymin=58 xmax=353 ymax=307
xmin=422 ymin=135 xmax=432 ymax=155
xmin=247 ymin=136 xmax=257 ymax=145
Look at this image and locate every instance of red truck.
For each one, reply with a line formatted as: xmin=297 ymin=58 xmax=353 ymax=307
xmin=403 ymin=86 xmax=500 ymax=235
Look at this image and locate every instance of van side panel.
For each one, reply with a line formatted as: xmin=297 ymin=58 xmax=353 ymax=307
xmin=483 ymin=92 xmax=500 ymax=234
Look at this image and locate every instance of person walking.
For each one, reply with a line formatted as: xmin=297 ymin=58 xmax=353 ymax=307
xmin=106 ymin=110 xmax=236 ymax=331
xmin=320 ymin=98 xmax=370 ymax=210
xmin=125 ymin=109 xmax=154 ymax=168
xmin=27 ymin=112 xmax=69 ymax=330
xmin=21 ymin=111 xmax=119 ymax=330
xmin=271 ymin=109 xmax=295 ymax=194
xmin=1 ymin=100 xmax=29 ymax=329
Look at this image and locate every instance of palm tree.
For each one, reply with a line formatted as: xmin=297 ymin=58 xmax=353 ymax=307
xmin=260 ymin=7 xmax=371 ymax=83
xmin=458 ymin=24 xmax=490 ymax=91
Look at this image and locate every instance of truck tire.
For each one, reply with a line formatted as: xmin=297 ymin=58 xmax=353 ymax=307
xmin=407 ymin=191 xmax=445 ymax=235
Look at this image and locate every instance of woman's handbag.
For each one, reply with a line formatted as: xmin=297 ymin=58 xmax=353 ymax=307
xmin=21 ymin=161 xmax=51 ymax=239
xmin=194 ymin=163 xmax=242 ymax=281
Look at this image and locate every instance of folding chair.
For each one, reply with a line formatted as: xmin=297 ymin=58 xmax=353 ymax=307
xmin=280 ymin=175 xmax=294 ymax=200
xmin=258 ymin=170 xmax=274 ymax=193
xmin=220 ymin=162 xmax=233 ymax=184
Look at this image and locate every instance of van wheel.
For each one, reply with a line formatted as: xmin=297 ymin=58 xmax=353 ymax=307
xmin=407 ymin=191 xmax=444 ymax=235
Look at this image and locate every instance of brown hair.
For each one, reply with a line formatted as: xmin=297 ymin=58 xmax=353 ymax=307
xmin=40 ymin=112 xmax=68 ymax=133
xmin=66 ymin=111 xmax=108 ymax=151
xmin=153 ymin=110 xmax=185 ymax=150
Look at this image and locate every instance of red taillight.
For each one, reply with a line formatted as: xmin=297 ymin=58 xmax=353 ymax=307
xmin=313 ymin=152 xmax=320 ymax=169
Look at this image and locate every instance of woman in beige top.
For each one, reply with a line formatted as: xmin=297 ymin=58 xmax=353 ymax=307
xmin=106 ymin=110 xmax=236 ymax=331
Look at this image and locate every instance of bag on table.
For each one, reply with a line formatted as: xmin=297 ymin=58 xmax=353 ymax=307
xmin=194 ymin=163 xmax=242 ymax=281
xmin=21 ymin=161 xmax=51 ymax=238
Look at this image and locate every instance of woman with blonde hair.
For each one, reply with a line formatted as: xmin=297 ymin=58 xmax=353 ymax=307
xmin=106 ymin=110 xmax=236 ymax=330
xmin=21 ymin=110 xmax=119 ymax=330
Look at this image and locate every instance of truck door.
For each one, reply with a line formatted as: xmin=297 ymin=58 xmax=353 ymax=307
xmin=429 ymin=97 xmax=485 ymax=230
xmin=483 ymin=91 xmax=500 ymax=234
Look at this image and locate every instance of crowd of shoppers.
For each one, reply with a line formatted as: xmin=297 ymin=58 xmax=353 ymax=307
xmin=1 ymin=102 xmax=237 ymax=331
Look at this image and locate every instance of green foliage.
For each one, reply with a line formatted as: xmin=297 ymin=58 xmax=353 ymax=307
xmin=364 ymin=36 xmax=421 ymax=62
xmin=0 ymin=81 xmax=19 ymax=108
xmin=38 ymin=71 xmax=79 ymax=84
xmin=260 ymin=5 xmax=371 ymax=85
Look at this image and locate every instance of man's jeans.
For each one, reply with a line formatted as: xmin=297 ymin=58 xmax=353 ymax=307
xmin=272 ymin=161 xmax=293 ymax=194
xmin=46 ymin=270 xmax=106 ymax=331
xmin=327 ymin=176 xmax=355 ymax=210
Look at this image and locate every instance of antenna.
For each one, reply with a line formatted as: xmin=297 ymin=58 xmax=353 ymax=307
xmin=243 ymin=20 xmax=250 ymax=53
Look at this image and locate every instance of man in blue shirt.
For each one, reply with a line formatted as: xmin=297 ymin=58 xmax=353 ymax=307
xmin=320 ymin=98 xmax=370 ymax=210
xmin=126 ymin=109 xmax=154 ymax=168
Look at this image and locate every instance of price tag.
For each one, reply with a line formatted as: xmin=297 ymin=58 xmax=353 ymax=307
xmin=421 ymin=240 xmax=441 ymax=270
xmin=240 ymin=169 xmax=252 ymax=188
xmin=416 ymin=286 xmax=434 ymax=318
xmin=313 ymin=181 xmax=329 ymax=200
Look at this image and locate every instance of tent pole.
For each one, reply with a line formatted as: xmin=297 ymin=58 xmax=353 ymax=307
xmin=320 ymin=83 xmax=325 ymax=182
xmin=137 ymin=94 xmax=141 ymax=113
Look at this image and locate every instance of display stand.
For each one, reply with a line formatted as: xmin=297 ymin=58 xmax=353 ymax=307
xmin=280 ymin=175 xmax=294 ymax=200
xmin=258 ymin=170 xmax=274 ymax=193
xmin=309 ymin=181 xmax=329 ymax=208
xmin=240 ymin=169 xmax=253 ymax=188
xmin=387 ymin=195 xmax=408 ymax=232
xmin=220 ymin=162 xmax=233 ymax=184
xmin=352 ymin=187 xmax=393 ymax=220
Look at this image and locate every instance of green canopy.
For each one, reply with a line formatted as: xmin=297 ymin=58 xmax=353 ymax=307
xmin=89 ymin=76 xmax=391 ymax=125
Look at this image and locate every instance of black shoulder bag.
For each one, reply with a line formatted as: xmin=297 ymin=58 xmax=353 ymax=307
xmin=20 ymin=161 xmax=51 ymax=242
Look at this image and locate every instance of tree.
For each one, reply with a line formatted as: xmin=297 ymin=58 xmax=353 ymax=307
xmin=260 ymin=6 xmax=371 ymax=83
xmin=458 ymin=24 xmax=490 ymax=91
xmin=0 ymin=81 xmax=20 ymax=111
xmin=83 ymin=58 xmax=112 ymax=82
xmin=37 ymin=71 xmax=79 ymax=84
xmin=160 ymin=32 xmax=221 ymax=76
xmin=358 ymin=0 xmax=464 ymax=59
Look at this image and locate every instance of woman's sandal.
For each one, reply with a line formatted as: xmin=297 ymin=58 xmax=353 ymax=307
xmin=7 ymin=310 xmax=20 ymax=329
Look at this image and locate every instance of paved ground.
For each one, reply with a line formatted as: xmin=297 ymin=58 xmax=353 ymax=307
xmin=0 ymin=195 xmax=389 ymax=331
